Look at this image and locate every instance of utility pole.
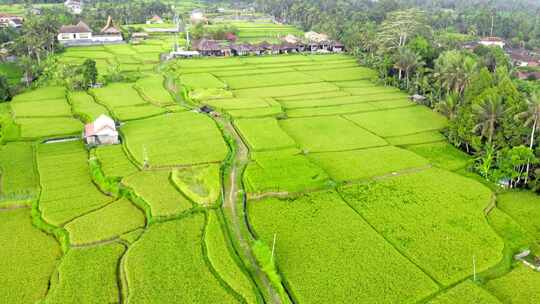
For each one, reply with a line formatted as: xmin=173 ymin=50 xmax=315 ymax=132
xmin=271 ymin=233 xmax=277 ymax=264
xmin=473 ymin=255 xmax=477 ymax=282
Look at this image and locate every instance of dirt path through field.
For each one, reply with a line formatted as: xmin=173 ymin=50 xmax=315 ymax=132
xmin=219 ymin=118 xmax=283 ymax=304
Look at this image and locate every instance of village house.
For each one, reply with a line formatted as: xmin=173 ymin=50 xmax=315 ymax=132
xmin=96 ymin=16 xmax=123 ymax=42
xmin=0 ymin=13 xmax=23 ymax=28
xmin=517 ymin=71 xmax=540 ymax=81
xmin=57 ymin=21 xmax=93 ymax=43
xmin=193 ymin=39 xmax=231 ymax=56
xmin=146 ymin=15 xmax=164 ymax=25
xmin=507 ymin=48 xmax=540 ymax=67
xmin=479 ymin=36 xmax=506 ymax=48
xmin=64 ymin=0 xmax=82 ymax=15
xmin=58 ymin=16 xmax=123 ymax=46
xmin=83 ymin=114 xmax=119 ymax=146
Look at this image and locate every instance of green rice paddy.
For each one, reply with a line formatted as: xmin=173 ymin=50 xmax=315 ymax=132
xmin=0 ymin=36 xmax=536 ymax=304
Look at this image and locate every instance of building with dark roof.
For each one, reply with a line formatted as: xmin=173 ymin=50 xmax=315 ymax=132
xmin=58 ymin=17 xmax=123 ymax=46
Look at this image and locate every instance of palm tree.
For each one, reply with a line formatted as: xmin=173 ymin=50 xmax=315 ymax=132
xmin=436 ymin=94 xmax=459 ymax=120
xmin=434 ymin=51 xmax=478 ymax=95
xmin=514 ymin=92 xmax=540 ymax=183
xmin=472 ymin=96 xmax=507 ymax=144
xmin=393 ymin=48 xmax=423 ymax=89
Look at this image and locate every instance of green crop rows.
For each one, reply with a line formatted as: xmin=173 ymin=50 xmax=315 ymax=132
xmin=0 ymin=209 xmax=61 ymax=303
xmin=122 ymin=112 xmax=228 ymax=167
xmin=37 ymin=141 xmax=112 ymax=226
xmin=123 ymin=170 xmax=192 ymax=217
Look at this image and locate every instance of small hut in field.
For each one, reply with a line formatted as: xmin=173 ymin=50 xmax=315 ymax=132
xmin=83 ymin=114 xmax=119 ymax=146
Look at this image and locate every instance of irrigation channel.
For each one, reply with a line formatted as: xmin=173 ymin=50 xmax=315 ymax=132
xmin=165 ymin=75 xmax=285 ymax=303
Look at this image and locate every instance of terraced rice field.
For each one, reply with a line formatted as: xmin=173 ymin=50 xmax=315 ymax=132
xmin=1 ymin=50 xmax=538 ymax=304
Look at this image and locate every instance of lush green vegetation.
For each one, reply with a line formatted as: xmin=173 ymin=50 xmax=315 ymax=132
xmin=123 ymin=170 xmax=192 ymax=217
xmin=280 ymin=116 xmax=387 ymax=152
xmin=485 ymin=264 xmax=540 ymax=303
xmin=0 ymin=142 xmax=38 ymax=198
xmin=308 ymin=146 xmax=429 ymax=181
xmin=171 ymin=164 xmax=221 ymax=206
xmin=68 ymin=91 xmax=110 ymax=122
xmin=37 ymin=141 xmax=112 ymax=226
xmin=234 ymin=117 xmax=296 ymax=151
xmin=497 ymin=192 xmax=540 ymax=241
xmin=205 ymin=211 xmax=259 ymax=304
xmin=248 ymin=191 xmax=439 ymax=303
xmin=406 ymin=142 xmax=471 ymax=171
xmin=64 ymin=198 xmax=145 ymax=245
xmin=0 ymin=209 xmax=61 ymax=303
xmin=124 ymin=213 xmax=240 ymax=303
xmin=45 ymin=243 xmax=125 ymax=304
xmin=244 ymin=149 xmax=331 ymax=194
xmin=122 ymin=112 xmax=228 ymax=167
xmin=427 ymin=281 xmax=501 ymax=304
xmin=94 ymin=145 xmax=139 ymax=178
xmin=339 ymin=168 xmax=503 ymax=286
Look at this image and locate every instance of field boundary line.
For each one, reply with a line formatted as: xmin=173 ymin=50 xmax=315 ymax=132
xmin=336 ymin=191 xmax=443 ymax=288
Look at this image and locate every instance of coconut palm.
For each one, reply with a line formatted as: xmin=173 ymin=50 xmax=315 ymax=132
xmin=436 ymin=93 xmax=459 ymax=120
xmin=393 ymin=47 xmax=423 ymax=89
xmin=514 ymin=92 xmax=540 ymax=183
xmin=434 ymin=50 xmax=478 ymax=95
xmin=472 ymin=96 xmax=507 ymax=144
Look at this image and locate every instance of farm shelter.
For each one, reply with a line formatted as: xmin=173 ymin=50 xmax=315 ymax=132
xmin=83 ymin=114 xmax=119 ymax=146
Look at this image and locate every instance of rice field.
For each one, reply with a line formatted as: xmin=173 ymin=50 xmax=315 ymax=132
xmin=1 ymin=42 xmax=532 ymax=304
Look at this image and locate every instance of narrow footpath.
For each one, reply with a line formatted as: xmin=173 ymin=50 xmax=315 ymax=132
xmin=218 ymin=117 xmax=283 ymax=304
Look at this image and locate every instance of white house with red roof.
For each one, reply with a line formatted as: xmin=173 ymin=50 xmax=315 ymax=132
xmin=83 ymin=114 xmax=119 ymax=146
xmin=57 ymin=21 xmax=92 ymax=42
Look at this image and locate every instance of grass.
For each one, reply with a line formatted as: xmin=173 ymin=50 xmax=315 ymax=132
xmin=485 ymin=264 xmax=540 ymax=303
xmin=248 ymin=191 xmax=439 ymax=303
xmin=244 ymin=149 xmax=331 ymax=194
xmin=12 ymin=98 xmax=72 ymax=118
xmin=0 ymin=208 xmax=61 ymax=303
xmin=123 ymin=170 xmax=192 ymax=217
xmin=37 ymin=141 xmax=112 ymax=226
xmin=110 ymin=104 xmax=167 ymax=121
xmin=344 ymin=106 xmax=448 ymax=137
xmin=233 ymin=82 xmax=340 ymax=98
xmin=12 ymin=86 xmax=66 ymax=102
xmin=17 ymin=117 xmax=83 ymax=139
xmin=497 ymin=191 xmax=540 ymax=241
xmin=280 ymin=116 xmax=387 ymax=152
xmin=122 ymin=112 xmax=228 ymax=167
xmin=234 ymin=117 xmax=296 ymax=151
xmin=180 ymin=73 xmax=225 ymax=89
xmin=64 ymin=198 xmax=145 ymax=245
xmin=220 ymin=71 xmax=320 ymax=90
xmin=308 ymin=146 xmax=429 ymax=182
xmin=427 ymin=280 xmax=501 ymax=304
xmin=135 ymin=75 xmax=176 ymax=106
xmin=124 ymin=213 xmax=239 ymax=303
xmin=0 ymin=142 xmax=39 ymax=198
xmin=339 ymin=168 xmax=504 ymax=286
xmin=171 ymin=164 xmax=221 ymax=206
xmin=69 ymin=91 xmax=110 ymax=122
xmin=205 ymin=211 xmax=258 ymax=304
xmin=285 ymin=102 xmax=378 ymax=117
xmin=45 ymin=243 xmax=125 ymax=304
xmin=386 ymin=130 xmax=447 ymax=146
xmin=204 ymin=97 xmax=273 ymax=110
xmin=91 ymin=83 xmax=148 ymax=108
xmin=406 ymin=142 xmax=471 ymax=171
xmin=95 ymin=145 xmax=139 ymax=178
xmin=302 ymin=67 xmax=377 ymax=81
xmin=279 ymin=93 xmax=407 ymax=109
